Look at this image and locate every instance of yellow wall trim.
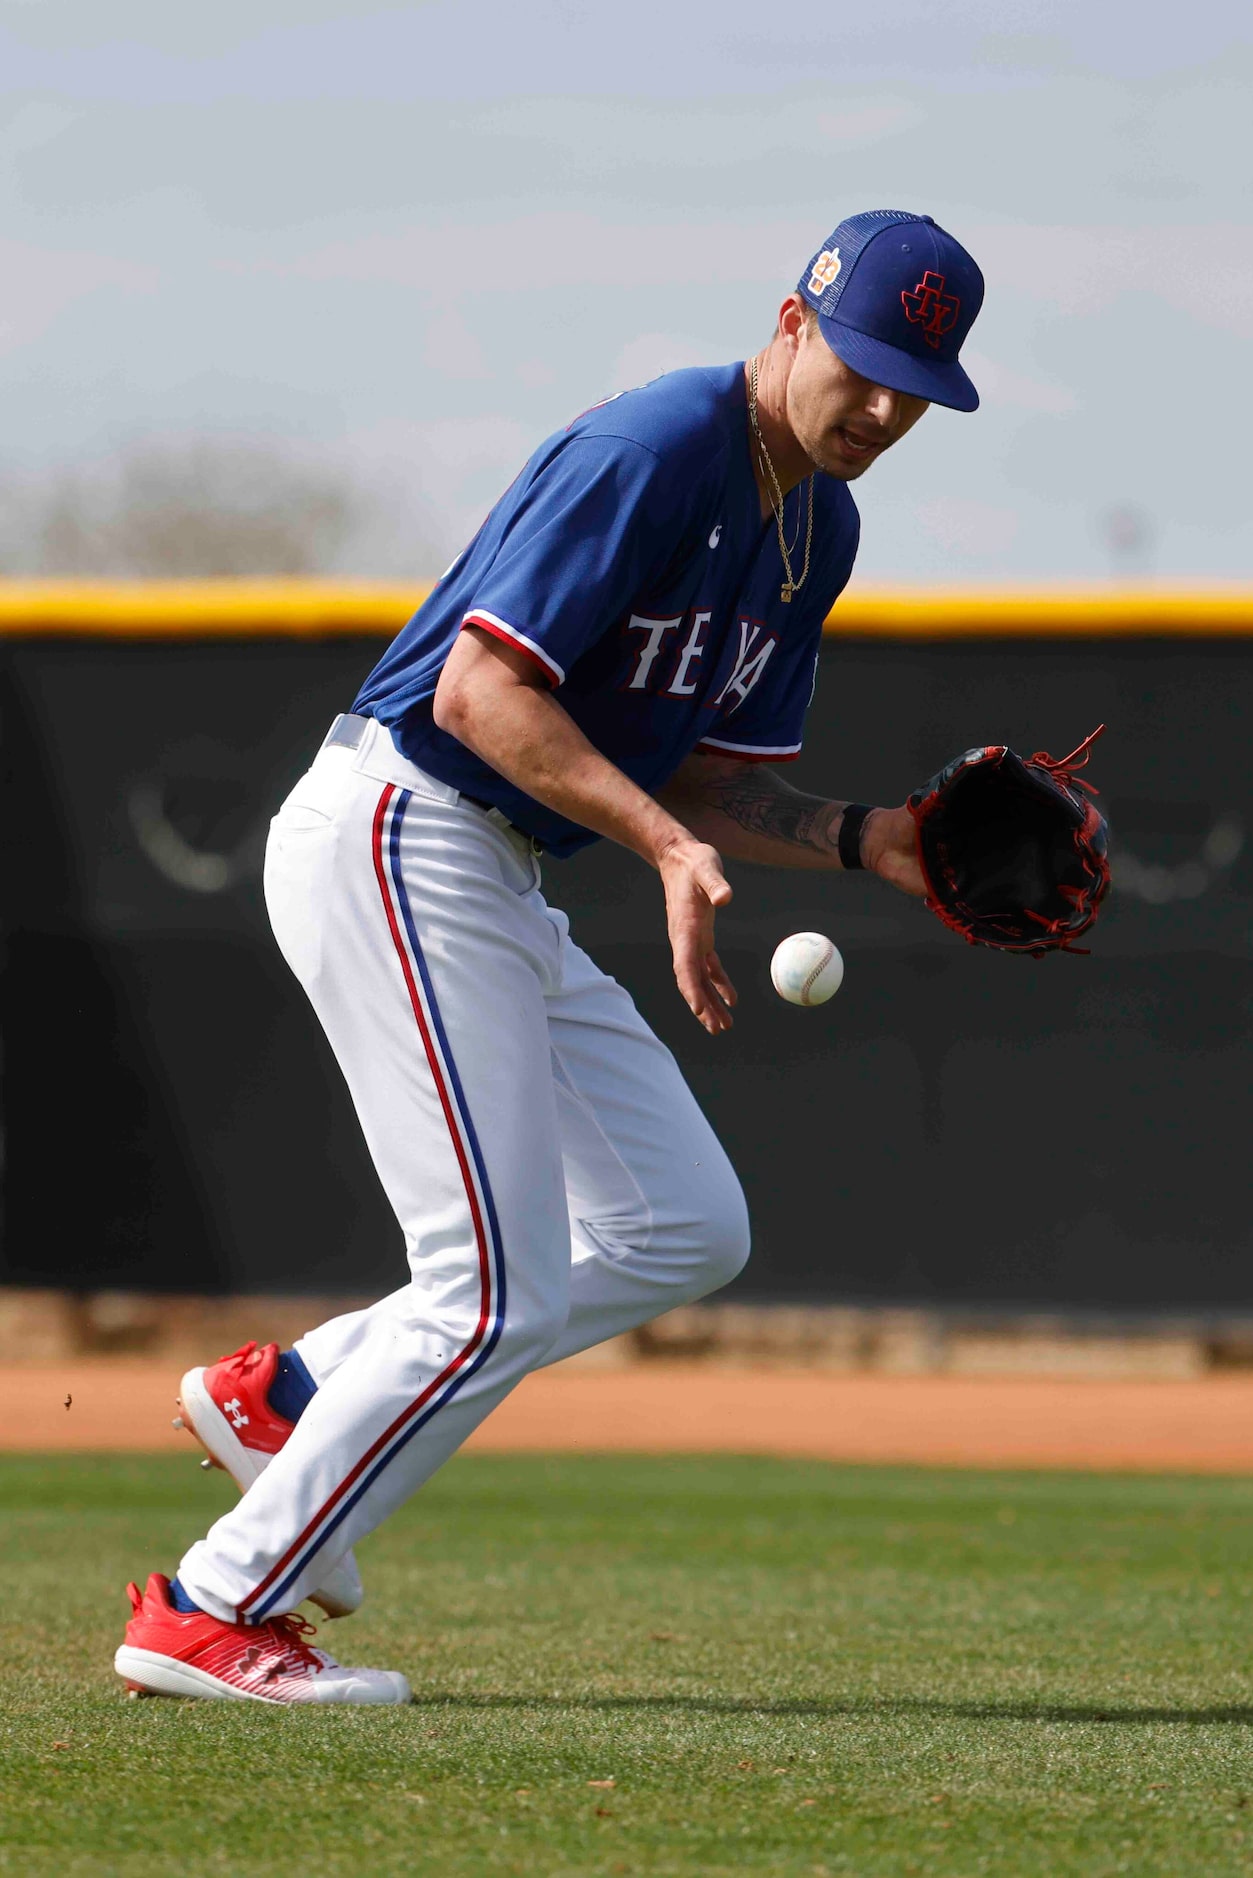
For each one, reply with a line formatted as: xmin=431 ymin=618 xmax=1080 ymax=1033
xmin=0 ymin=579 xmax=1251 ymax=639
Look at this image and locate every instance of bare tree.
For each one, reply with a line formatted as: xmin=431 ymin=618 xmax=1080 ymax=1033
xmin=0 ymin=436 xmax=446 ymax=579
xmin=24 ymin=441 xmax=365 ymax=578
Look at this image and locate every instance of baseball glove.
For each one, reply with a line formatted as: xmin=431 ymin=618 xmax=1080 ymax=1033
xmin=907 ymin=727 xmax=1111 ymax=955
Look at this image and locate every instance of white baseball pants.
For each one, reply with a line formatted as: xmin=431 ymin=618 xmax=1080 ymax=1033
xmin=178 ymin=717 xmax=749 ymax=1622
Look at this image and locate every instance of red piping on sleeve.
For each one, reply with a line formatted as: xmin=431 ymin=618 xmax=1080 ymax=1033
xmin=461 ymin=614 xmax=561 ymax=687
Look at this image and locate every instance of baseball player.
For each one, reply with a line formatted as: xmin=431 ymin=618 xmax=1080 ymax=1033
xmin=116 ymin=210 xmax=985 ymax=1703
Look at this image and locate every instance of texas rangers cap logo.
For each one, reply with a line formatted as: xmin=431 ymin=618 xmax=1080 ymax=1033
xmin=900 ymin=270 xmax=961 ymax=350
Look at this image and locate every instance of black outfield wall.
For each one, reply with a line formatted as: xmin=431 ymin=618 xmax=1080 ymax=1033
xmin=3 ymin=630 xmax=1250 ymax=1308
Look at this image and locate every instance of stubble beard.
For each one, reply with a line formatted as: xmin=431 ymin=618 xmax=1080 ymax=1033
xmin=788 ymin=384 xmax=887 ymax=485
xmin=803 ymin=428 xmax=884 ymax=484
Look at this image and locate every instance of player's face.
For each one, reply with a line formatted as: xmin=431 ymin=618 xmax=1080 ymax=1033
xmin=785 ymin=315 xmax=930 ymax=481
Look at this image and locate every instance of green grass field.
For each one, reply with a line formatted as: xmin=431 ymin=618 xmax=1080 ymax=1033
xmin=1 ymin=1454 xmax=1252 ymax=1876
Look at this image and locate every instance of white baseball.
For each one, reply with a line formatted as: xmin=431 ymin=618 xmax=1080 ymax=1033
xmin=770 ymin=932 xmax=844 ymax=1007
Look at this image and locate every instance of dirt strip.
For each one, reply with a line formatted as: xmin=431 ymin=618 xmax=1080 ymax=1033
xmin=5 ymin=1362 xmax=1253 ymax=1472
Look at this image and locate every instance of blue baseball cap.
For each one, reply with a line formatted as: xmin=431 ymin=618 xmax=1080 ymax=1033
xmin=798 ymin=210 xmax=984 ymax=413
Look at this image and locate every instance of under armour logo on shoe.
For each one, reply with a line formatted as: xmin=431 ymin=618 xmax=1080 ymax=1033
xmin=223 ymin=1398 xmax=250 ymax=1430
xmin=238 ymin=1641 xmax=299 ymax=1681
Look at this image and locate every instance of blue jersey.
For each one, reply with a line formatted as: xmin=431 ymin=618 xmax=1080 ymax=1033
xmin=354 ymin=363 xmax=860 ymax=858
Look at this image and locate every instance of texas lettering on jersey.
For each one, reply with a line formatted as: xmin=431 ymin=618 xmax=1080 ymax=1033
xmin=713 ymin=618 xmax=776 ymax=713
xmin=622 ymin=610 xmax=776 ymax=714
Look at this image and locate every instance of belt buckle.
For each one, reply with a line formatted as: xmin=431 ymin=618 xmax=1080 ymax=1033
xmin=486 ymin=804 xmax=542 ymax=861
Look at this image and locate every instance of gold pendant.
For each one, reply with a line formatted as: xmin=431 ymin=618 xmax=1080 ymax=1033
xmin=781 ymin=584 xmax=793 ymax=603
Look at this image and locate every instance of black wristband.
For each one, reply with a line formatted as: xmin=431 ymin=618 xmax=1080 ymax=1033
xmin=838 ymin=803 xmax=873 ymax=872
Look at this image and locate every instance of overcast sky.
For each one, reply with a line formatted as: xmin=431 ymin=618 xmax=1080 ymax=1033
xmin=2 ymin=0 xmax=1251 ymax=581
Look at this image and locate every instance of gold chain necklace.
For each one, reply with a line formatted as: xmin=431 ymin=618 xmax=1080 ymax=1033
xmin=748 ymin=355 xmax=814 ymax=604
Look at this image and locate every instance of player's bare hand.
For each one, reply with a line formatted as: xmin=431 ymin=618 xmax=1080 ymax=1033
xmin=862 ymin=805 xmax=927 ymax=898
xmin=657 ymin=836 xmax=736 ymax=1034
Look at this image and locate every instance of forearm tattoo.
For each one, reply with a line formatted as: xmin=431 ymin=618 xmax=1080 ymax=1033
xmin=695 ymin=763 xmax=844 ymax=856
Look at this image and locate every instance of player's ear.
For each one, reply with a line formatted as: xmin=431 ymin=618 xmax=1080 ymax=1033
xmin=777 ymin=294 xmax=807 ymax=356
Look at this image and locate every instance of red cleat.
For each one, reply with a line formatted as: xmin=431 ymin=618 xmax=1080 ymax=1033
xmin=174 ymin=1340 xmax=363 ymax=1619
xmin=114 ymin=1575 xmax=409 ymax=1705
